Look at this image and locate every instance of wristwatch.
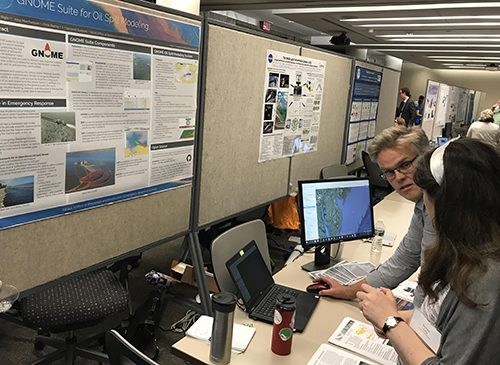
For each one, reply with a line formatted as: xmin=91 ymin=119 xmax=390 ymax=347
xmin=382 ymin=316 xmax=404 ymax=335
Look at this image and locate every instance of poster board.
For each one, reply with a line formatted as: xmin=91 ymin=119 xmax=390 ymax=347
xmin=258 ymin=50 xmax=326 ymax=162
xmin=196 ymin=24 xmax=294 ymax=228
xmin=344 ymin=62 xmax=383 ymax=165
xmin=289 ymin=47 xmax=352 ymax=193
xmin=0 ymin=0 xmax=198 ymax=293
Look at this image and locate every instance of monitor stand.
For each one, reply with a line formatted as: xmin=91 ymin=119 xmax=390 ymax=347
xmin=301 ymin=242 xmax=343 ymax=272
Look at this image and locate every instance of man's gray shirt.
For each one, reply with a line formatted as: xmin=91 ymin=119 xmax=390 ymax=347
xmin=366 ymin=198 xmax=436 ymax=290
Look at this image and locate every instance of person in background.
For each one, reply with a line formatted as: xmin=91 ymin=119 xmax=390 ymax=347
xmin=415 ymin=95 xmax=424 ymax=126
xmin=490 ymin=99 xmax=500 ymax=126
xmin=357 ymin=138 xmax=500 ymax=364
xmin=466 ymin=109 xmax=500 ymax=148
xmin=394 ymin=117 xmax=406 ymax=126
xmin=396 ymin=88 xmax=417 ymax=127
xmin=313 ymin=126 xmax=436 ymax=298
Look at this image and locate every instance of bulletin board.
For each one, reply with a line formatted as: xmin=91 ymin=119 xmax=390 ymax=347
xmin=0 ymin=0 xmax=199 ymax=294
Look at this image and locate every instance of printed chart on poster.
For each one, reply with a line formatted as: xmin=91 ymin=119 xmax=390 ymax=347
xmin=344 ymin=67 xmax=381 ymax=165
xmin=0 ymin=0 xmax=200 ymax=229
xmin=259 ymin=50 xmax=326 ymax=162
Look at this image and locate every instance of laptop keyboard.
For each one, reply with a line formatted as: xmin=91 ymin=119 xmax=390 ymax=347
xmin=254 ymin=285 xmax=300 ymax=318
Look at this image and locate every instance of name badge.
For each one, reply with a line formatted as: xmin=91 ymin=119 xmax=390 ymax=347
xmin=409 ymin=308 xmax=441 ymax=354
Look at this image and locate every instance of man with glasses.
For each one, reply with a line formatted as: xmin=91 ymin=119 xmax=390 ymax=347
xmin=313 ymin=126 xmax=435 ymax=300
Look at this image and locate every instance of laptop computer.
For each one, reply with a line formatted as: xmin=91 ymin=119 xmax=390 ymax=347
xmin=225 ymin=240 xmax=319 ymax=332
xmin=437 ymin=137 xmax=449 ymax=146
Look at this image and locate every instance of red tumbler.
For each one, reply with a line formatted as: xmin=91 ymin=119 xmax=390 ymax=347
xmin=271 ymin=294 xmax=296 ymax=355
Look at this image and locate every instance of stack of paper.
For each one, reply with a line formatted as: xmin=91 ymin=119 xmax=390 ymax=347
xmin=309 ymin=260 xmax=376 ymax=285
xmin=186 ymin=315 xmax=256 ymax=354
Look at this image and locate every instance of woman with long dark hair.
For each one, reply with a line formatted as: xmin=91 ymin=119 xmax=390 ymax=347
xmin=356 ymin=138 xmax=500 ymax=364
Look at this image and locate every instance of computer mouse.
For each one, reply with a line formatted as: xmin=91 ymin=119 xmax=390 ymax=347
xmin=306 ymin=281 xmax=329 ymax=294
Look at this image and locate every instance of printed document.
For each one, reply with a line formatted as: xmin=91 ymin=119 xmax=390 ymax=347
xmin=307 ymin=343 xmax=376 ymax=365
xmin=329 ymin=317 xmax=398 ymax=365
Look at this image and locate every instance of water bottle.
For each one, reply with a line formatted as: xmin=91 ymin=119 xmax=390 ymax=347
xmin=210 ymin=292 xmax=237 ymax=364
xmin=271 ymin=294 xmax=296 ymax=356
xmin=371 ymin=219 xmax=385 ymax=253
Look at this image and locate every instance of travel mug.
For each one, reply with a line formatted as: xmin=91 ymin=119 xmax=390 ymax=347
xmin=210 ymin=292 xmax=237 ymax=364
xmin=271 ymin=293 xmax=296 ymax=355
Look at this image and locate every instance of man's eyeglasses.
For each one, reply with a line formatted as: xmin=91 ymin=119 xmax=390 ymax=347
xmin=380 ymin=154 xmax=419 ymax=180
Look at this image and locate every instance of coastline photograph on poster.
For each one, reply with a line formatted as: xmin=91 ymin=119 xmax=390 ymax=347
xmin=0 ymin=176 xmax=35 ymax=209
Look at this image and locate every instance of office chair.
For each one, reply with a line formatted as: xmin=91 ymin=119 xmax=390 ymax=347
xmin=106 ymin=329 xmax=159 ymax=365
xmin=361 ymin=151 xmax=394 ymax=202
xmin=320 ymin=164 xmax=350 ymax=179
xmin=211 ymin=219 xmax=272 ymax=293
xmin=17 ymin=261 xmax=131 ymax=365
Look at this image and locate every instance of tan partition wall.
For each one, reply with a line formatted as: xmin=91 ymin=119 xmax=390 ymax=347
xmin=377 ymin=67 xmax=401 ymax=134
xmin=0 ymin=1 xmax=198 ymax=293
xmin=197 ymin=25 xmax=296 ymax=227
xmin=288 ymin=48 xmax=353 ymax=191
xmin=0 ymin=186 xmax=191 ymax=293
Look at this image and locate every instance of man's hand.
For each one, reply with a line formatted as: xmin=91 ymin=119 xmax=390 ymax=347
xmin=312 ymin=276 xmax=366 ymax=299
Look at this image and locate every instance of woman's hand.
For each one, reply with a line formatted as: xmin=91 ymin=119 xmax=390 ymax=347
xmin=356 ymin=284 xmax=400 ymax=329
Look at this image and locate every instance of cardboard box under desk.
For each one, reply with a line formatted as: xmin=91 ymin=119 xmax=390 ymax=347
xmin=171 ymin=260 xmax=219 ymax=293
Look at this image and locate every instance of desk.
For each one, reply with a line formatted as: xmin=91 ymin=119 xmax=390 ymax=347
xmin=172 ymin=193 xmax=415 ymax=364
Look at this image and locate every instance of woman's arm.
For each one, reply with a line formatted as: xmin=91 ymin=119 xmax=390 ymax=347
xmin=357 ymin=284 xmax=434 ymax=365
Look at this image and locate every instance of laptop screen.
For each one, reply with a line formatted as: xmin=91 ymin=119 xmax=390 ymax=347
xmin=437 ymin=137 xmax=448 ymax=146
xmin=226 ymin=240 xmax=274 ymax=310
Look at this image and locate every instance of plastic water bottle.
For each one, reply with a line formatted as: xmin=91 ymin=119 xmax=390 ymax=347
xmin=371 ymin=219 xmax=385 ymax=253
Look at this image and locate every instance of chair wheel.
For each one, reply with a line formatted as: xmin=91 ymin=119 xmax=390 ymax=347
xmin=34 ymin=341 xmax=45 ymax=350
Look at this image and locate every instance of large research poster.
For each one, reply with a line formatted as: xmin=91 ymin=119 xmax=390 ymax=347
xmin=0 ymin=0 xmax=200 ymax=228
xmin=259 ymin=50 xmax=326 ymax=162
xmin=344 ymin=66 xmax=381 ymax=165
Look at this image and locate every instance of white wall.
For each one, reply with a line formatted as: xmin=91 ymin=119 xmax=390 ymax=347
xmin=156 ymin=0 xmax=200 ymax=15
xmin=399 ymin=62 xmax=499 ymax=111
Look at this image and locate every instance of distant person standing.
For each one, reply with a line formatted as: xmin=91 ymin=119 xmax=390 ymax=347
xmin=467 ymin=109 xmax=500 ymax=148
xmin=415 ymin=95 xmax=424 ymax=126
xmin=396 ymin=87 xmax=416 ymax=127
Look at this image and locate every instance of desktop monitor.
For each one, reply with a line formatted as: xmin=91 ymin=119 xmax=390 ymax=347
xmin=442 ymin=122 xmax=453 ymax=139
xmin=298 ymin=177 xmax=374 ymax=271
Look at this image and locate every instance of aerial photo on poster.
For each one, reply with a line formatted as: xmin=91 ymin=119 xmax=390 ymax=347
xmin=41 ymin=112 xmax=77 ymax=144
xmin=65 ymin=148 xmax=116 ymax=193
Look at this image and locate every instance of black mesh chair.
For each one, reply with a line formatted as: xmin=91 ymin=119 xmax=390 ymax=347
xmin=18 ymin=261 xmax=131 ymax=365
xmin=106 ymin=329 xmax=159 ymax=365
xmin=361 ymin=151 xmax=394 ymax=202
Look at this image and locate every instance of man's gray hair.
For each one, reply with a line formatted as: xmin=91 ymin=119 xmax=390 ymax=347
xmin=368 ymin=126 xmax=429 ymax=162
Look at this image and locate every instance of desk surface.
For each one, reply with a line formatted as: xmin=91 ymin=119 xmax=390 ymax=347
xmin=172 ymin=193 xmax=415 ymax=364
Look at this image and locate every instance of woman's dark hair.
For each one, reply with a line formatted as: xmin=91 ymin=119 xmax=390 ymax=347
xmin=413 ymin=138 xmax=500 ymax=307
xmin=418 ymin=95 xmax=424 ymax=106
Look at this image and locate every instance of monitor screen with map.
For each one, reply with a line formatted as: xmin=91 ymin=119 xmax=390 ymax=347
xmin=298 ymin=177 xmax=374 ymax=271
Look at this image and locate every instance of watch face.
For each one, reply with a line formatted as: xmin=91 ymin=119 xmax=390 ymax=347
xmin=386 ymin=317 xmax=398 ymax=327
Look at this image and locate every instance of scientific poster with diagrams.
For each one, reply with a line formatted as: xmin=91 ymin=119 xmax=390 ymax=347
xmin=259 ymin=50 xmax=326 ymax=162
xmin=0 ymin=0 xmax=200 ymax=228
xmin=422 ymin=80 xmax=440 ymax=138
xmin=344 ymin=66 xmax=382 ymax=165
xmin=435 ymin=84 xmax=450 ymax=127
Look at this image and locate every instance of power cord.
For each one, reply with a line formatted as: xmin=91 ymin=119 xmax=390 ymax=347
xmin=158 ymin=310 xmax=200 ymax=335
